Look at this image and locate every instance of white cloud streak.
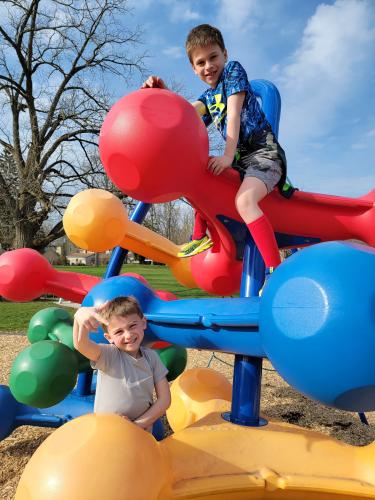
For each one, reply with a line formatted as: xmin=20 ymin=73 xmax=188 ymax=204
xmin=168 ymin=2 xmax=200 ymax=22
xmin=277 ymin=0 xmax=375 ymax=143
xmin=216 ymin=0 xmax=259 ymax=32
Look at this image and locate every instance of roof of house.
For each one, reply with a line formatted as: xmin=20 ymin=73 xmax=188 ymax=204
xmin=66 ymin=252 xmax=95 ymax=258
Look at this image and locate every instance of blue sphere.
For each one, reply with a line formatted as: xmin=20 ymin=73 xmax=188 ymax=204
xmin=82 ymin=276 xmax=158 ymax=343
xmin=260 ymin=241 xmax=375 ymax=411
xmin=0 ymin=385 xmax=17 ymax=440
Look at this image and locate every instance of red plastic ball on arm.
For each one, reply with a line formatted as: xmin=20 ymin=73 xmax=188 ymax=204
xmin=99 ymin=89 xmax=209 ymax=203
xmin=0 ymin=249 xmax=53 ymax=302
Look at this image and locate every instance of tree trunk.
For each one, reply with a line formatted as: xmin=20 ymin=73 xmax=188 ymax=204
xmin=13 ymin=220 xmax=37 ymax=249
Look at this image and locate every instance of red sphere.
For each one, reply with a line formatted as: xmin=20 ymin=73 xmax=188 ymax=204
xmin=191 ymin=250 xmax=243 ymax=296
xmin=121 ymin=272 xmax=149 ymax=286
xmin=155 ymin=290 xmax=177 ymax=301
xmin=99 ymin=89 xmax=208 ymax=202
xmin=0 ymin=249 xmax=53 ymax=301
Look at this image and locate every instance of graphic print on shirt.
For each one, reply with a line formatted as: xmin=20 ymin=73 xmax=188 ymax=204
xmin=207 ymin=94 xmax=226 ymax=126
xmin=198 ymin=61 xmax=267 ymax=144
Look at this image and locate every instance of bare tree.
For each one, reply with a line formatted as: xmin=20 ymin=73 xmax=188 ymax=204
xmin=143 ymin=200 xmax=194 ymax=245
xmin=0 ymin=0 xmax=146 ymax=250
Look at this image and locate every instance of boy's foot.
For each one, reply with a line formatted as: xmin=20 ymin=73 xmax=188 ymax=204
xmin=177 ymin=235 xmax=213 ymax=258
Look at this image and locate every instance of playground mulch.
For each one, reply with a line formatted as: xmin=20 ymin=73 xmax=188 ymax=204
xmin=1 ymin=333 xmax=375 ymax=500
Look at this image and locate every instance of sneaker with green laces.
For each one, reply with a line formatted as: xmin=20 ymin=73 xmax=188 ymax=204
xmin=177 ymin=235 xmax=213 ymax=258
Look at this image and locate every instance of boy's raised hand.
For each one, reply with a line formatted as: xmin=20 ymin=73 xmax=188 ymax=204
xmin=74 ymin=306 xmax=109 ymax=341
xmin=208 ymin=155 xmax=233 ymax=176
xmin=141 ymin=75 xmax=168 ymax=89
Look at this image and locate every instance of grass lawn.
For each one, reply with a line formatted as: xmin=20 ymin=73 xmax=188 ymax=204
xmin=57 ymin=264 xmax=212 ymax=298
xmin=0 ymin=300 xmax=77 ymax=332
xmin=0 ymin=264 xmax=212 ymax=332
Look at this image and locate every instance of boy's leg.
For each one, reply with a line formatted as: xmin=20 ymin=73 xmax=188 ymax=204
xmin=178 ymin=211 xmax=212 ymax=257
xmin=192 ymin=211 xmax=208 ymax=240
xmin=235 ymin=176 xmax=281 ymax=268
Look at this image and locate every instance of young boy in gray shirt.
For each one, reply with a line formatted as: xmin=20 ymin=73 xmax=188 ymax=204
xmin=73 ymin=296 xmax=171 ymax=431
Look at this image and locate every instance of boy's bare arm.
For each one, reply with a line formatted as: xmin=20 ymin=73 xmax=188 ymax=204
xmin=133 ymin=377 xmax=171 ymax=430
xmin=192 ymin=100 xmax=207 ymax=117
xmin=73 ymin=307 xmax=108 ymax=362
xmin=208 ymin=91 xmax=246 ymax=175
xmin=224 ymin=91 xmax=246 ymax=159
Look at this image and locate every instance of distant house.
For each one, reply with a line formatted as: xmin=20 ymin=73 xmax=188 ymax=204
xmin=97 ymin=250 xmax=112 ymax=266
xmin=66 ymin=250 xmax=96 ymax=266
xmin=54 ymin=236 xmax=76 ymax=255
xmin=43 ymin=247 xmax=65 ymax=265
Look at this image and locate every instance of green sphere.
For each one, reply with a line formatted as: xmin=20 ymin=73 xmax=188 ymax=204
xmin=9 ymin=340 xmax=78 ymax=408
xmin=156 ymin=345 xmax=187 ymax=382
xmin=28 ymin=308 xmax=72 ymax=344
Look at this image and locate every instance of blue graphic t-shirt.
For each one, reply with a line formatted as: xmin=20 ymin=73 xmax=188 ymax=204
xmin=197 ymin=60 xmax=268 ymax=146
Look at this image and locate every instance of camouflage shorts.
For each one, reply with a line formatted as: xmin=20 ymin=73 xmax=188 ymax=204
xmin=234 ymin=126 xmax=287 ymax=193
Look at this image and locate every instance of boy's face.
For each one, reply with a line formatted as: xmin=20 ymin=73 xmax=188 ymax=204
xmin=191 ymin=43 xmax=228 ymax=88
xmin=104 ymin=313 xmax=146 ymax=357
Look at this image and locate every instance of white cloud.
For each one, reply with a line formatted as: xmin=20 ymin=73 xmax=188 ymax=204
xmin=216 ymin=0 xmax=258 ymax=33
xmin=367 ymin=129 xmax=375 ymax=137
xmin=351 ymin=142 xmax=368 ymax=150
xmin=129 ymin=0 xmax=199 ymax=21
xmin=170 ymin=4 xmax=200 ymax=22
xmin=162 ymin=46 xmax=184 ymax=59
xmin=276 ymin=0 xmax=375 ymax=143
xmin=160 ymin=1 xmax=200 ymax=23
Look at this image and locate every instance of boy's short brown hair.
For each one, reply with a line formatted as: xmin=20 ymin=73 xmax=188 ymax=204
xmin=186 ymin=24 xmax=226 ymax=63
xmin=99 ymin=296 xmax=144 ymax=331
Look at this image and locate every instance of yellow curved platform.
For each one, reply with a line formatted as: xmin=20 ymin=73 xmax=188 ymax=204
xmin=15 ymin=411 xmax=375 ymax=500
xmin=162 ymin=410 xmax=375 ymax=499
xmin=163 ymin=369 xmax=375 ymax=499
xmin=15 ymin=358 xmax=375 ymax=500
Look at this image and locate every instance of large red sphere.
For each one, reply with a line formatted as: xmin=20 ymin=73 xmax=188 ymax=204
xmin=99 ymin=89 xmax=208 ymax=202
xmin=0 ymin=249 xmax=53 ymax=301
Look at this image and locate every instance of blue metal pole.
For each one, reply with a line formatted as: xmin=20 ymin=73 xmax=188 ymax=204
xmin=75 ymin=370 xmax=93 ymax=397
xmin=240 ymin=235 xmax=266 ymax=297
xmin=358 ymin=412 xmax=369 ymax=425
xmin=223 ymin=236 xmax=267 ymax=426
xmin=104 ymin=201 xmax=152 ymax=279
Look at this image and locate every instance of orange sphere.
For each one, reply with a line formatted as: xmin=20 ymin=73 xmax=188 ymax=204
xmin=167 ymin=368 xmax=232 ymax=432
xmin=63 ymin=189 xmax=127 ymax=252
xmin=15 ymin=414 xmax=171 ymax=500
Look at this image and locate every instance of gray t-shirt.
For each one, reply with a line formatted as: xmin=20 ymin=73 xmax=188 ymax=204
xmin=91 ymin=344 xmax=168 ymax=420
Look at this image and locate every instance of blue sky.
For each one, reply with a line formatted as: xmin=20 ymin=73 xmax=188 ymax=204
xmin=123 ymin=0 xmax=375 ymax=198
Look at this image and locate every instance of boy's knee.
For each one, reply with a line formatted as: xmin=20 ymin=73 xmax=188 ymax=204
xmin=235 ymin=191 xmax=262 ymax=222
xmin=235 ymin=191 xmax=256 ymax=213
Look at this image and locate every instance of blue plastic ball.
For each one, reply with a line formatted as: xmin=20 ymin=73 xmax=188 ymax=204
xmin=260 ymin=241 xmax=375 ymax=411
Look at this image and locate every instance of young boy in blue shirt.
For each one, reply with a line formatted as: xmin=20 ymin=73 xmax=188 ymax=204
xmin=142 ymin=24 xmax=286 ymax=268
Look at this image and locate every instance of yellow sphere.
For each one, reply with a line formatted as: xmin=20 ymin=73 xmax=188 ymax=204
xmin=167 ymin=368 xmax=232 ymax=432
xmin=63 ymin=189 xmax=127 ymax=252
xmin=16 ymin=414 xmax=171 ymax=500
